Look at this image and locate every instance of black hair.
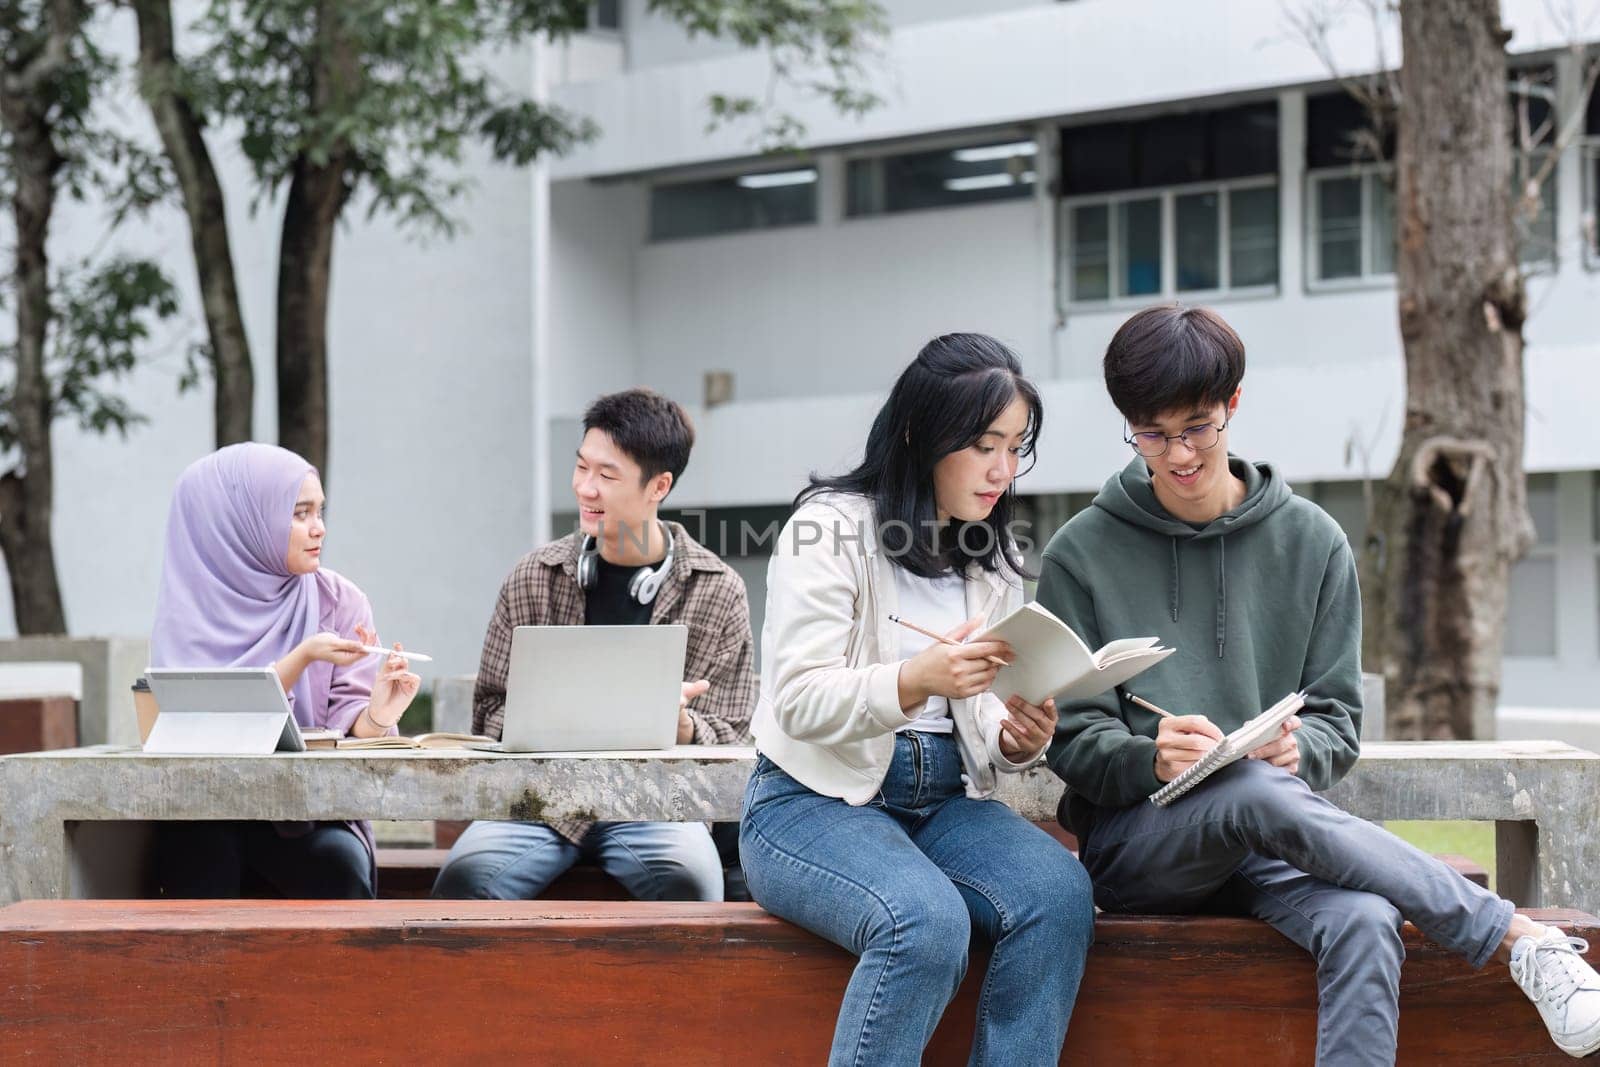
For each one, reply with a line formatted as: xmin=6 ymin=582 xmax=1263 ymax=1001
xmin=582 ymin=388 xmax=695 ymax=493
xmin=1102 ymin=305 xmax=1245 ymax=425
xmin=797 ymin=333 xmax=1041 ymax=580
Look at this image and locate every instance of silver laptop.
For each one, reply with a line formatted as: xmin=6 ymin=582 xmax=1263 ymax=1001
xmin=500 ymin=625 xmax=688 ymax=752
xmin=143 ymin=667 xmax=307 ymax=754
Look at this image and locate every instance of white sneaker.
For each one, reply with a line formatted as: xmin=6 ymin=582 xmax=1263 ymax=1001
xmin=1510 ymin=927 xmax=1600 ymax=1058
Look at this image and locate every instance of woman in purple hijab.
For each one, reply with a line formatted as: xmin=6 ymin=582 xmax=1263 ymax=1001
xmin=149 ymin=442 xmax=420 ymax=898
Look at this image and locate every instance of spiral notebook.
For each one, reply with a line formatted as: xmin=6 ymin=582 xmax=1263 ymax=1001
xmin=1148 ymin=690 xmax=1308 ymax=807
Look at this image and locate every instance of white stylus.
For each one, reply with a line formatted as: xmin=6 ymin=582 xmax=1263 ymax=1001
xmin=318 ymin=631 xmax=433 ymax=662
xmin=358 ymin=644 xmax=432 ymax=662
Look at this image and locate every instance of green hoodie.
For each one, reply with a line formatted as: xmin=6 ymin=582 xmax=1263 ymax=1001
xmin=1037 ymin=454 xmax=1363 ymax=828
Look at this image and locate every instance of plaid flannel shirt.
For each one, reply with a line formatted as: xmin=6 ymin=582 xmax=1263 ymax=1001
xmin=472 ymin=522 xmax=757 ymax=843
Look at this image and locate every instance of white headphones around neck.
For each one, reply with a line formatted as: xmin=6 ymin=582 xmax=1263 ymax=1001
xmin=576 ymin=521 xmax=676 ymax=606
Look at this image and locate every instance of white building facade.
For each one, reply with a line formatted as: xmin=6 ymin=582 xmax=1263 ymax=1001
xmin=543 ymin=0 xmax=1600 ymax=710
xmin=5 ymin=0 xmax=1597 ymax=717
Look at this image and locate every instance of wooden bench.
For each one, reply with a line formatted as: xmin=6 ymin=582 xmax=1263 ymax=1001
xmin=2 ymin=901 xmax=1588 ymax=1064
xmin=373 ymin=840 xmax=1488 ymax=900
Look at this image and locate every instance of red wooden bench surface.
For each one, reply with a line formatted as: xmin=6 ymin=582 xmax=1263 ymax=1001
xmin=0 ymin=900 xmax=1588 ymax=1064
xmin=385 ymin=826 xmax=1487 ymax=899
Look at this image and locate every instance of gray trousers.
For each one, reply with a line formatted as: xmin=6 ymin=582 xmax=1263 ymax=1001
xmin=1076 ymin=759 xmax=1515 ymax=1066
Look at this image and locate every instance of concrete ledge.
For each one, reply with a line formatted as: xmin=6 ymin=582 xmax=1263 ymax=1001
xmin=2 ymin=740 xmax=1598 ymax=910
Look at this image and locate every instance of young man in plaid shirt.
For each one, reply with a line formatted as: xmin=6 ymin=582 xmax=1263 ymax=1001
xmin=433 ymin=389 xmax=757 ymax=901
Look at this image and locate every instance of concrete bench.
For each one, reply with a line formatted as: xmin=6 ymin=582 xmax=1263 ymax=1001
xmin=0 ymin=741 xmax=1592 ymax=910
xmin=0 ymin=900 xmax=1591 ymax=1063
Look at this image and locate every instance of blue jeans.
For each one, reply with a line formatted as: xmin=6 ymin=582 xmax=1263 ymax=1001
xmin=431 ymin=819 xmax=724 ymax=901
xmin=740 ymin=732 xmax=1094 ymax=1067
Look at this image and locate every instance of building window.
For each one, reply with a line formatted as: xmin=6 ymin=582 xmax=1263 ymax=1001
xmin=1307 ymin=166 xmax=1395 ymax=283
xmin=1058 ymin=103 xmax=1279 ymax=305
xmin=1506 ymin=473 xmax=1559 ymax=658
xmin=1062 ymin=178 xmax=1278 ymax=304
xmin=1509 ymin=66 xmax=1560 ymax=266
xmin=648 ymin=167 xmax=818 ymax=242
xmin=591 ymin=0 xmax=621 ymax=32
xmin=1307 ymin=72 xmax=1558 ymax=287
xmin=846 ymin=139 xmax=1037 ymax=217
xmin=1594 ymin=472 xmax=1600 ymax=654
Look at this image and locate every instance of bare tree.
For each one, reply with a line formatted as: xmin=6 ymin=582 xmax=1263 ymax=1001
xmin=126 ymin=0 xmax=253 ymax=447
xmin=1289 ymin=0 xmax=1598 ymax=738
xmin=0 ymin=2 xmax=180 ymax=633
xmin=1369 ymin=0 xmax=1532 ymax=738
xmin=0 ymin=1 xmax=88 ymax=634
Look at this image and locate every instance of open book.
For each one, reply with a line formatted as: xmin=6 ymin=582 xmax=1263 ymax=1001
xmin=977 ymin=602 xmax=1175 ymax=707
xmin=1149 ymin=690 xmax=1307 ymax=807
xmin=302 ymin=730 xmax=497 ymax=751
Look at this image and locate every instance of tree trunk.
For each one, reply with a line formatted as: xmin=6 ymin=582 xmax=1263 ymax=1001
xmin=0 ymin=91 xmax=69 ymax=634
xmin=1362 ymin=0 xmax=1530 ymax=740
xmin=275 ymin=158 xmax=347 ymax=477
xmin=275 ymin=0 xmax=359 ymax=479
xmin=130 ymin=0 xmax=254 ymax=447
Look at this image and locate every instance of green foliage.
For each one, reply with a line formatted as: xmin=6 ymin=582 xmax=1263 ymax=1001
xmin=0 ymin=5 xmax=182 ymax=466
xmin=0 ymin=257 xmax=181 ymax=457
xmin=189 ymin=0 xmax=600 ymax=235
xmin=1 ymin=4 xmax=174 ymax=209
xmin=179 ymin=0 xmax=884 ymax=235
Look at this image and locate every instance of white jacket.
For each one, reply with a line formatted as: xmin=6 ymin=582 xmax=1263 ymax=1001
xmin=752 ymin=492 xmax=1038 ymax=804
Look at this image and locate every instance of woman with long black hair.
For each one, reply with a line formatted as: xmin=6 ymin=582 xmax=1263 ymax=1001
xmin=740 ymin=334 xmax=1094 ymax=1065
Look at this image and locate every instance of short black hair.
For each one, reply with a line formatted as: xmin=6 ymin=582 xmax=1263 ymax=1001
xmin=582 ymin=388 xmax=695 ymax=493
xmin=1103 ymin=305 xmax=1245 ymax=425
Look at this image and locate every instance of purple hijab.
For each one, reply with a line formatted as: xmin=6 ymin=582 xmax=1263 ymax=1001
xmin=151 ymin=443 xmax=342 ymax=722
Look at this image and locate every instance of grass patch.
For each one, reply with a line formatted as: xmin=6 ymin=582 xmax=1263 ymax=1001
xmin=396 ymin=690 xmax=434 ymax=736
xmin=1385 ymin=820 xmax=1495 ymax=892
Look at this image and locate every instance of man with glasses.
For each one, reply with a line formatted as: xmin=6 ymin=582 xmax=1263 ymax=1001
xmin=1035 ymin=304 xmax=1600 ymax=1063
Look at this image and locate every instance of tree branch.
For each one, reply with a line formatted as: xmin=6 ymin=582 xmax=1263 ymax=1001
xmin=2 ymin=0 xmax=86 ymax=97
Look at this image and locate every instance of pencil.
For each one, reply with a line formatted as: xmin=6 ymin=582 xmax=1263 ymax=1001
xmin=1127 ymin=693 xmax=1175 ymax=718
xmin=887 ymin=615 xmax=1009 ymax=667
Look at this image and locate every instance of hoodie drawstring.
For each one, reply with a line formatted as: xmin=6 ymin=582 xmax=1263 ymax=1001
xmin=1169 ymin=534 xmax=1229 ymax=658
xmin=1169 ymin=537 xmax=1180 ymax=622
xmin=1216 ymin=535 xmax=1227 ymax=659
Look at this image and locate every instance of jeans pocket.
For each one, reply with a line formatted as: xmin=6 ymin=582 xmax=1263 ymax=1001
xmin=744 ymin=757 xmax=801 ymax=820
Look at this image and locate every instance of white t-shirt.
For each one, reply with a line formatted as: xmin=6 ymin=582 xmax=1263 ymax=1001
xmin=891 ymin=564 xmax=969 ymax=734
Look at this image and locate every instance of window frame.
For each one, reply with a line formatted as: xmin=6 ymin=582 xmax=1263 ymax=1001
xmin=1306 ymin=148 xmax=1561 ymax=292
xmin=646 ymin=166 xmax=821 ymax=244
xmin=1583 ymin=141 xmax=1600 ymax=270
xmin=1505 ymin=472 xmax=1561 ymax=661
xmin=843 ymin=135 xmax=1041 ymax=221
xmin=588 ymin=0 xmax=622 ymax=34
xmin=1058 ymin=173 xmax=1280 ymax=310
xmin=1304 ymin=163 xmax=1396 ymax=292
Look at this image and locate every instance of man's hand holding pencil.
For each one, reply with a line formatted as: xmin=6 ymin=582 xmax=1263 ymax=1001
xmin=1130 ymin=692 xmax=1303 ymax=781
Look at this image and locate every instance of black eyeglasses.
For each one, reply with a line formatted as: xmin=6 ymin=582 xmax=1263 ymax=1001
xmin=1124 ymin=417 xmax=1230 ymax=459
